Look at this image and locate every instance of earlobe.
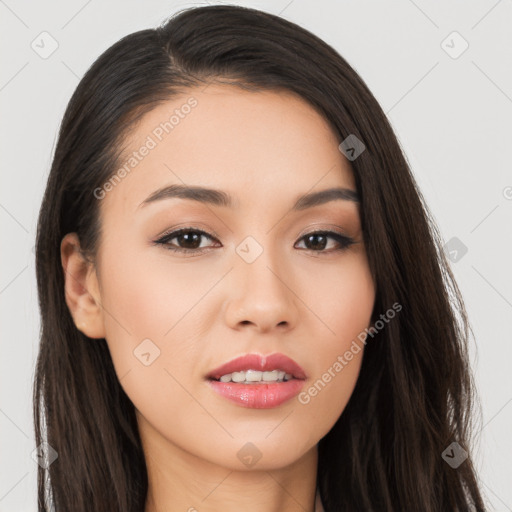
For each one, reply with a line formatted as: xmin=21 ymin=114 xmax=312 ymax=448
xmin=60 ymin=233 xmax=106 ymax=339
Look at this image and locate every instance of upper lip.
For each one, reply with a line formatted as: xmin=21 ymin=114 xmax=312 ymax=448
xmin=206 ymin=353 xmax=307 ymax=380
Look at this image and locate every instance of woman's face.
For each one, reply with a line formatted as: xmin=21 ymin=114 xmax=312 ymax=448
xmin=69 ymin=84 xmax=375 ymax=471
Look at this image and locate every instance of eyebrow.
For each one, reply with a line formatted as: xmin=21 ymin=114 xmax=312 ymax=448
xmin=138 ymin=184 xmax=359 ymax=211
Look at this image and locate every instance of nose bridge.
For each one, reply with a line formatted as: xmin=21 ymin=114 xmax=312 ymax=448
xmin=251 ymin=255 xmax=284 ymax=293
xmin=224 ymin=233 xmax=298 ymax=330
xmin=238 ymin=234 xmax=288 ymax=296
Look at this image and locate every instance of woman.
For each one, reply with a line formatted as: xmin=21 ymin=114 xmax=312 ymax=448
xmin=33 ymin=4 xmax=487 ymax=511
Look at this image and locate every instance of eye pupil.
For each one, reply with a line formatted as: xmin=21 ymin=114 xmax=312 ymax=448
xmin=305 ymin=233 xmax=327 ymax=250
xmin=178 ymin=231 xmax=201 ymax=249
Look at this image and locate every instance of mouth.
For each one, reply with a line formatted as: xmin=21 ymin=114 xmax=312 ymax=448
xmin=206 ymin=352 xmax=307 ymax=382
xmin=206 ymin=353 xmax=307 ymax=409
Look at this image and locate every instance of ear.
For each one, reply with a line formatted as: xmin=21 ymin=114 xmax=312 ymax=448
xmin=60 ymin=232 xmax=106 ymax=339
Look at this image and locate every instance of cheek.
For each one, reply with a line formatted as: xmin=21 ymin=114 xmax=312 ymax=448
xmin=99 ymin=243 xmax=221 ymax=346
xmin=296 ymin=253 xmax=374 ymax=427
xmin=96 ymin=245 xmax=218 ymax=412
xmin=305 ymin=250 xmax=375 ymax=346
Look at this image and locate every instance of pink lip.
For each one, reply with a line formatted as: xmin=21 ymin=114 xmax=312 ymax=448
xmin=206 ymin=353 xmax=307 ymax=409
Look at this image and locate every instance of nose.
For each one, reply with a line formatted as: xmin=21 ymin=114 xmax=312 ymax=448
xmin=223 ymin=247 xmax=299 ymax=333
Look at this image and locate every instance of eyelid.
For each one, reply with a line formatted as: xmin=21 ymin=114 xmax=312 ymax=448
xmin=296 ymin=223 xmax=352 ymax=239
xmin=156 ymin=224 xmax=221 ymax=242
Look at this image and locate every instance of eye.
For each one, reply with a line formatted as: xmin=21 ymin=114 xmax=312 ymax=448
xmin=295 ymin=230 xmax=355 ymax=252
xmin=153 ymin=227 xmax=356 ymax=255
xmin=154 ymin=227 xmax=219 ymax=254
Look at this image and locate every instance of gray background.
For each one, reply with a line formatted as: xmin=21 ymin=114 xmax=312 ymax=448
xmin=1 ymin=0 xmax=511 ymax=510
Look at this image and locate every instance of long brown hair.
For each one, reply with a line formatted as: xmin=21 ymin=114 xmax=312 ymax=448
xmin=34 ymin=5 xmax=487 ymax=511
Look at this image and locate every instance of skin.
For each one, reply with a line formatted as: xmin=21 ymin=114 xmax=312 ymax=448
xmin=61 ymin=83 xmax=376 ymax=512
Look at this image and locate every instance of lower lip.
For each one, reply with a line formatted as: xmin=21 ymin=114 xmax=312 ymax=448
xmin=207 ymin=379 xmax=305 ymax=409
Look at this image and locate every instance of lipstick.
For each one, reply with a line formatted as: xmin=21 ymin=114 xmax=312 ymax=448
xmin=206 ymin=353 xmax=306 ymax=409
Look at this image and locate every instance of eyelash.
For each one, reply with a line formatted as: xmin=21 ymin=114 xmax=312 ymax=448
xmin=154 ymin=227 xmax=355 ymax=255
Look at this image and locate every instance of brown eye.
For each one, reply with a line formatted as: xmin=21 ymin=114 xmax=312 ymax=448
xmin=155 ymin=228 xmax=218 ymax=254
xmin=295 ymin=231 xmax=355 ymax=252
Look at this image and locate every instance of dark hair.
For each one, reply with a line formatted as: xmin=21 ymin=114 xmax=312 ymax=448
xmin=34 ymin=4 xmax=487 ymax=511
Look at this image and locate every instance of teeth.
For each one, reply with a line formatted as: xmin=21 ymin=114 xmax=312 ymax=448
xmin=216 ymin=370 xmax=294 ymax=383
xmin=231 ymin=372 xmax=245 ymax=383
xmin=263 ymin=370 xmax=279 ymax=381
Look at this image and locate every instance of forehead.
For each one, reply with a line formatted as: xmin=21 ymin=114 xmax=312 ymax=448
xmin=101 ymin=84 xmax=356 ymax=216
